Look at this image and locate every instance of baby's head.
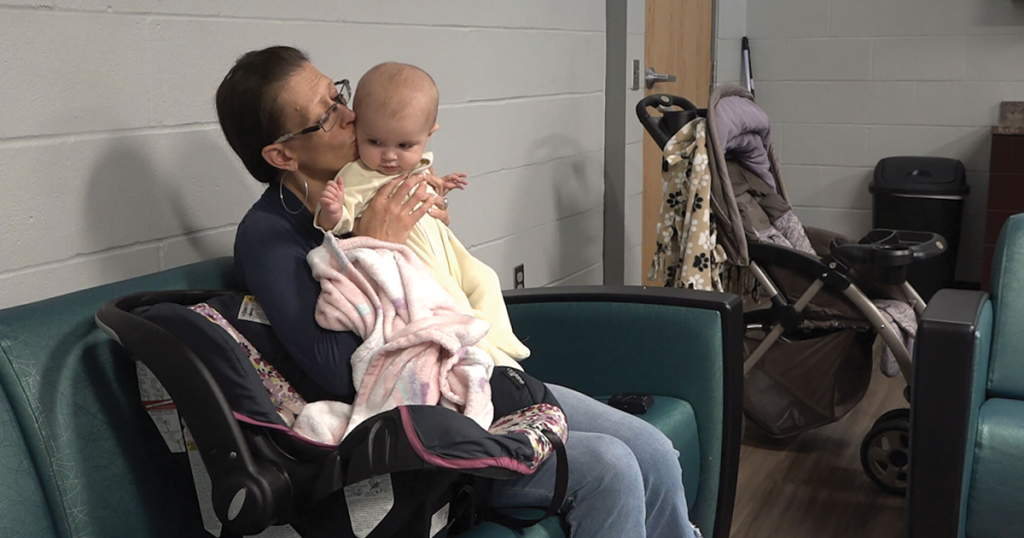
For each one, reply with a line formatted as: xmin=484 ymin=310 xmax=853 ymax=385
xmin=353 ymin=62 xmax=439 ymax=175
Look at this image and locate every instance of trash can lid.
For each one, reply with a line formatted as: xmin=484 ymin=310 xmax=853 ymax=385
xmin=870 ymin=156 xmax=970 ymax=196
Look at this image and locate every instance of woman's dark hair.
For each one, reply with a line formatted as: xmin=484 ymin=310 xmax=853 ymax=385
xmin=216 ymin=46 xmax=309 ymax=184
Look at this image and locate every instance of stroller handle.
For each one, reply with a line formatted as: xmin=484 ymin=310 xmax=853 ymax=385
xmin=636 ymin=94 xmax=706 ymax=150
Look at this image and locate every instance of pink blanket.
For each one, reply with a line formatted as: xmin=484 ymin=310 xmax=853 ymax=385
xmin=300 ymin=234 xmax=495 ymax=444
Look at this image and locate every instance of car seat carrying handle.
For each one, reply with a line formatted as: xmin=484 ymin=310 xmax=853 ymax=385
xmin=636 ymin=94 xmax=707 ymax=150
xmin=96 ymin=291 xmax=292 ymax=535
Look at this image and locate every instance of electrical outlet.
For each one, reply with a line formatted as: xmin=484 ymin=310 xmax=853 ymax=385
xmin=513 ymin=264 xmax=525 ymax=289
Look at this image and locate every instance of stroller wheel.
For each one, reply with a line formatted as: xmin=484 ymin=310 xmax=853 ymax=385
xmin=860 ymin=417 xmax=910 ymax=495
xmin=873 ymin=407 xmax=910 ymax=427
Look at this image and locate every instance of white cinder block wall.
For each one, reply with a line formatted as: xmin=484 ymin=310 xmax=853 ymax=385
xmin=715 ymin=0 xmax=748 ymax=88
xmin=717 ymin=0 xmax=1024 ymax=283
xmin=0 ymin=1 xmax=608 ymax=308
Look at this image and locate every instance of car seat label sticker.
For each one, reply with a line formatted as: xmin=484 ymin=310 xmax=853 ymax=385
xmin=239 ymin=295 xmax=271 ymax=325
xmin=345 ymin=475 xmax=395 ymax=538
xmin=136 ymin=362 xmax=185 ymax=453
xmin=430 ymin=503 xmax=450 ymax=537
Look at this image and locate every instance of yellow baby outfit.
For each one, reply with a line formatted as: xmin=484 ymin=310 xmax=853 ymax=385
xmin=314 ymin=152 xmax=530 ymax=369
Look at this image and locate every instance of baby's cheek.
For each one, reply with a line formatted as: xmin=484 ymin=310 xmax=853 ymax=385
xmin=358 ymin=145 xmax=378 ymax=167
xmin=403 ymin=152 xmax=422 ymax=168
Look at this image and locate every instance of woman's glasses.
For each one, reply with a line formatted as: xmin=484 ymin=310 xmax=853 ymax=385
xmin=273 ymin=80 xmax=351 ymax=144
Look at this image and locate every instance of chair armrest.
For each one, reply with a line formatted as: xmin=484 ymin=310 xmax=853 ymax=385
xmin=502 ymin=285 xmax=743 ymax=538
xmin=907 ymin=289 xmax=993 ymax=538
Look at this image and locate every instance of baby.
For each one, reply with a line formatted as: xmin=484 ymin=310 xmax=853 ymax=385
xmin=315 ymin=61 xmax=530 ymax=369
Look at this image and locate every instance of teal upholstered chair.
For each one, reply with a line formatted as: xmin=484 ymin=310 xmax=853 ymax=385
xmin=907 ymin=213 xmax=1024 ymax=538
xmin=0 ymin=259 xmax=238 ymax=538
xmin=465 ymin=287 xmax=743 ymax=538
xmin=0 ymin=258 xmax=741 ymax=538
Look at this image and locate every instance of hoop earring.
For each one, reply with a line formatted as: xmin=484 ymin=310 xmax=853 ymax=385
xmin=280 ymin=176 xmax=308 ymax=215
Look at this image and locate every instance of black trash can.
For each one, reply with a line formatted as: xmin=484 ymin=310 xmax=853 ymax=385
xmin=870 ymin=156 xmax=969 ymax=302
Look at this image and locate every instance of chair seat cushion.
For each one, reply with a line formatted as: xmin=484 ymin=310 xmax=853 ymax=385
xmin=967 ymin=398 xmax=1024 ymax=537
xmin=633 ymin=396 xmax=701 ymax=508
xmin=460 ymin=396 xmax=699 ymax=537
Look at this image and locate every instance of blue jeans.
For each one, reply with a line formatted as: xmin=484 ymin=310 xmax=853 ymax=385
xmin=489 ymin=384 xmax=699 ymax=538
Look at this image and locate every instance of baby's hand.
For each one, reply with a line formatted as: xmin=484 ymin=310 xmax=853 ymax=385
xmin=440 ymin=172 xmax=468 ymax=195
xmin=318 ymin=178 xmax=346 ymax=231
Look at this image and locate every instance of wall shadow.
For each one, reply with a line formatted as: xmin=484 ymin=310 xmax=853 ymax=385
xmin=972 ymin=0 xmax=1024 ymax=26
xmin=526 ymin=134 xmax=597 ymax=286
xmin=81 ymin=137 xmax=223 ymax=279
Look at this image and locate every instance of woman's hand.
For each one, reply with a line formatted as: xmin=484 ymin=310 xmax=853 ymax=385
xmin=431 ymin=193 xmax=451 ymax=226
xmin=418 ymin=170 xmax=461 ymax=225
xmin=420 ymin=172 xmax=456 ymax=225
xmin=353 ymin=174 xmax=443 ymax=243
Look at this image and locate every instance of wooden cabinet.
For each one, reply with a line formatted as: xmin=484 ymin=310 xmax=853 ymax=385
xmin=982 ymin=134 xmax=1024 ymax=290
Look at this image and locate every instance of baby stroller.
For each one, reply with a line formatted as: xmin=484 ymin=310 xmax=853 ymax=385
xmin=637 ymin=85 xmax=947 ymax=495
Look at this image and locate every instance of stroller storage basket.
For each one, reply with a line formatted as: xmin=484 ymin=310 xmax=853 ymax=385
xmin=743 ymin=328 xmax=874 ymax=438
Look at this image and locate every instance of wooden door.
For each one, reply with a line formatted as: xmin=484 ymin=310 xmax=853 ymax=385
xmin=642 ymin=0 xmax=714 ymax=285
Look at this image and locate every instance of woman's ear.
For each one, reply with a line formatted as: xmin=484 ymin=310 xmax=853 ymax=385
xmin=261 ymin=143 xmax=299 ymax=172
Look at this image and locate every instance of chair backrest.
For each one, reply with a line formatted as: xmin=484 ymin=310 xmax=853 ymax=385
xmin=0 ymin=387 xmax=59 ymax=537
xmin=0 ymin=258 xmax=237 ymax=538
xmin=505 ymin=293 xmax=736 ymax=536
xmin=987 ymin=214 xmax=1024 ymax=399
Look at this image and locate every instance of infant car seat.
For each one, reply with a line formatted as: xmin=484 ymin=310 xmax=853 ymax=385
xmin=95 ymin=290 xmax=567 ymax=538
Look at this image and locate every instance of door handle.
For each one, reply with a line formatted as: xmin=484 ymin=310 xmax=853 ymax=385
xmin=645 ymin=67 xmax=677 ymax=89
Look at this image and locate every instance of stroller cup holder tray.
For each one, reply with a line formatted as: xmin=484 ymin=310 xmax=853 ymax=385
xmin=830 ymin=229 xmax=946 ymax=284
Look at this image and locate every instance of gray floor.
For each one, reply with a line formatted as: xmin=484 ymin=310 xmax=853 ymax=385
xmin=730 ymin=356 xmax=907 ymax=538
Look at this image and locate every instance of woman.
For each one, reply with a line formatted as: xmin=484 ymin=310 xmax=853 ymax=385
xmin=216 ymin=46 xmax=699 ymax=538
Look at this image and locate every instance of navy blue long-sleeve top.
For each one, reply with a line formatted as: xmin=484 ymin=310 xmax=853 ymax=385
xmin=234 ymin=180 xmax=360 ymax=402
